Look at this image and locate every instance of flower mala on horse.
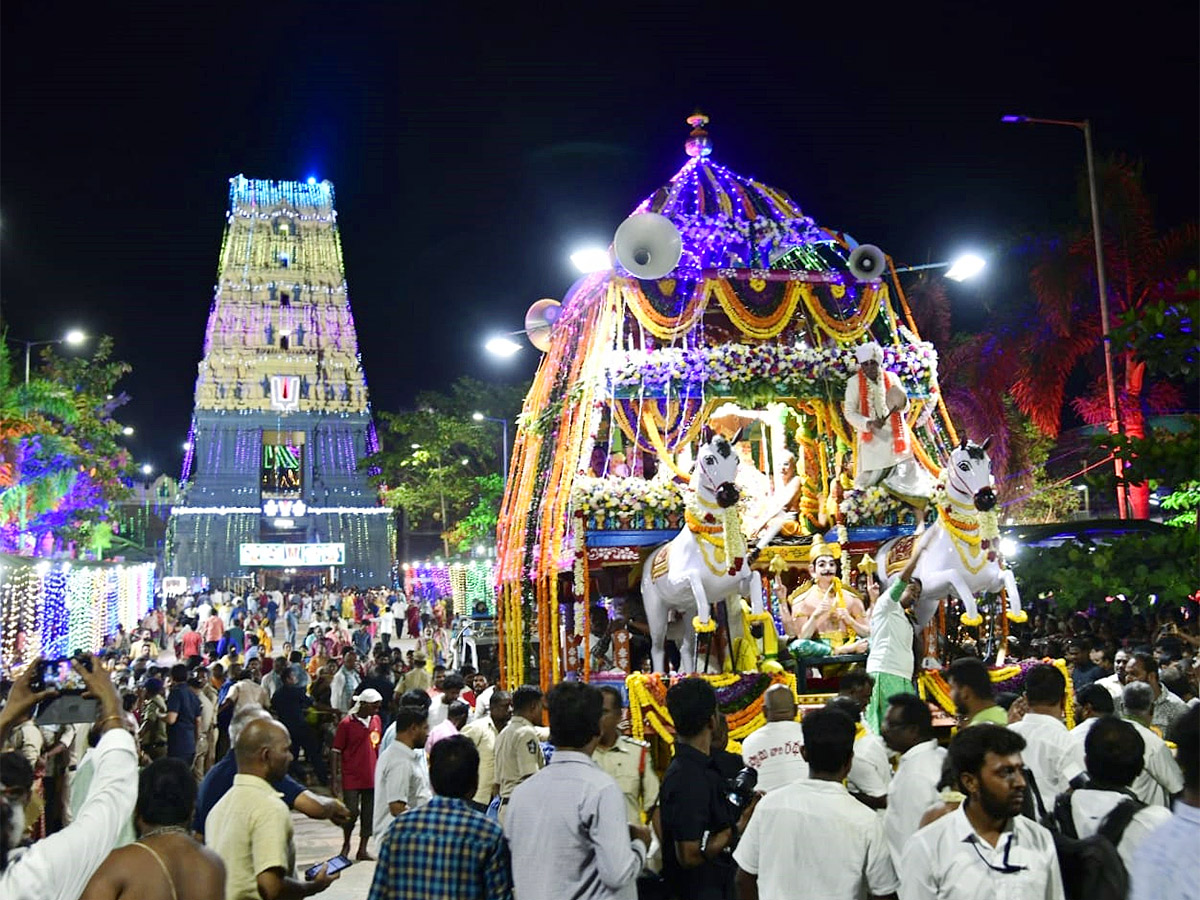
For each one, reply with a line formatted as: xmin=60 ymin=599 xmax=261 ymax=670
xmin=875 ymin=438 xmax=1025 ymax=629
xmin=641 ymin=433 xmax=789 ymax=674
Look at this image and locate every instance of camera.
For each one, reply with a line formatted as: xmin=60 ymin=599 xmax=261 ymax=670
xmin=726 ymin=766 xmax=758 ymax=812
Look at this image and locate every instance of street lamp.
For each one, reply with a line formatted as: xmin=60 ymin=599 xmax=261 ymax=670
xmin=1003 ymin=114 xmax=1125 ymax=519
xmin=472 ymin=411 xmax=510 ymax=483
xmin=141 ymin=463 xmax=153 ymax=477
xmin=122 ymin=426 xmax=135 ymax=436
xmin=570 ymin=247 xmax=611 ymax=273
xmin=484 ymin=336 xmax=522 ymax=358
xmin=13 ymin=330 xmax=88 ymax=383
xmin=892 ymin=253 xmax=987 ymax=281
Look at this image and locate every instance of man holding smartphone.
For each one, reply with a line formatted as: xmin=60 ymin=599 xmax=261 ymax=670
xmin=207 ymin=717 xmax=340 ymax=899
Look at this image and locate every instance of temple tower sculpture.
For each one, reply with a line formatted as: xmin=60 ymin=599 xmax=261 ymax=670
xmin=167 ymin=176 xmax=393 ymax=587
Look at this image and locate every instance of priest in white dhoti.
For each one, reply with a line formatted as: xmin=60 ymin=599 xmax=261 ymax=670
xmin=842 ymin=342 xmax=933 ymax=503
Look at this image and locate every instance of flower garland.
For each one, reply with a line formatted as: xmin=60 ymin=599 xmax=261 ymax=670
xmin=839 ymin=485 xmax=907 ymax=525
xmin=572 ymin=474 xmax=686 ymax=524
xmin=604 ymin=341 xmax=938 ymax=401
xmin=572 ymin=519 xmax=587 ymax=595
xmin=931 ymin=472 xmax=1000 ymax=544
xmin=626 ymin=671 xmax=797 ymax=744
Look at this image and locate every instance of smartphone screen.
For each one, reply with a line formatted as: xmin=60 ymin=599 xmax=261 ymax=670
xmin=305 ymin=855 xmax=351 ymax=880
xmin=39 ymin=658 xmax=87 ymax=692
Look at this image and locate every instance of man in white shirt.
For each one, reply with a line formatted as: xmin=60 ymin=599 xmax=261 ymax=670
xmin=899 ymin=723 xmax=1064 ymax=900
xmin=739 ymin=684 xmax=808 ymax=792
xmin=1059 ymin=717 xmax=1172 ymax=870
xmin=865 ymin=531 xmax=928 ymax=734
xmin=882 ymin=692 xmax=945 ymax=869
xmin=1125 ymin=651 xmax=1189 ymax=734
xmin=827 ymin=696 xmax=891 ymax=809
xmin=377 ymin=601 xmax=395 ymax=648
xmin=372 ymin=707 xmax=432 ymax=841
xmin=329 ymin=650 xmax=362 ymax=715
xmin=1129 ymin=706 xmax=1199 ymax=900
xmin=1066 ymin=680 xmax=1181 ymax=809
xmin=1094 ymin=647 xmax=1128 ymax=708
xmin=1009 ymin=663 xmax=1082 ymax=802
xmin=0 ymin=656 xmax=139 ymax=900
xmin=427 ymin=673 xmax=466 ymax=729
xmin=734 ymin=706 xmax=898 ymax=900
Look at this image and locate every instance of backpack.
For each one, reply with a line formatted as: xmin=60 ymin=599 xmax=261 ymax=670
xmin=1026 ymin=769 xmax=1143 ymax=900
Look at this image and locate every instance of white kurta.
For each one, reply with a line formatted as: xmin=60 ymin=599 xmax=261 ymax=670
xmin=842 ymin=370 xmax=933 ymax=498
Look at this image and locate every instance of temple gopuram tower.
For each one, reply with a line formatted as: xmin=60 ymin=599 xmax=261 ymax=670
xmin=167 ymin=176 xmax=393 ymax=588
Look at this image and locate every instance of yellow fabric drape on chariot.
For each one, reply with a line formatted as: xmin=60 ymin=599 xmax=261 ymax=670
xmin=618 ymin=275 xmax=889 ymax=344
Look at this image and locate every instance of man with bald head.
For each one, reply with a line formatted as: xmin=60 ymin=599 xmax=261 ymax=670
xmin=739 ymin=683 xmax=808 ymax=792
xmin=207 ymin=718 xmax=340 ymax=899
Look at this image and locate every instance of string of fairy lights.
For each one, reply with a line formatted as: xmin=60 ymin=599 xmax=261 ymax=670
xmin=0 ymin=559 xmax=154 ymax=672
xmin=405 ymin=561 xmax=497 ymax=616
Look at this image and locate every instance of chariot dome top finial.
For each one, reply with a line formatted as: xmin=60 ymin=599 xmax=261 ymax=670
xmin=685 ymin=110 xmax=712 ymax=158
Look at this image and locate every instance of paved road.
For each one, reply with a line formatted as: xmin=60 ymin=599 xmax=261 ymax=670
xmin=292 ymin=807 xmax=379 ymax=898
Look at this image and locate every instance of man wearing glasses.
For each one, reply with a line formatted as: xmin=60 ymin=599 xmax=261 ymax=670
xmin=898 ymin=724 xmax=1064 ymax=899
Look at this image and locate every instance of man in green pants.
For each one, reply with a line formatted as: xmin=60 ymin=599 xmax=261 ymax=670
xmin=864 ymin=532 xmax=929 ymax=734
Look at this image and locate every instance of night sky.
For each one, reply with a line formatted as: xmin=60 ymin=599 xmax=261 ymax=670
xmin=2 ymin=2 xmax=1196 ymax=474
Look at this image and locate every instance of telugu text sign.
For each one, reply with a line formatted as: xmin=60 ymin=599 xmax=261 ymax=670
xmin=239 ymin=543 xmax=346 ymax=567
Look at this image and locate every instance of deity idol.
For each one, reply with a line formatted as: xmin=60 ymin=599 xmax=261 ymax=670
xmin=781 ymin=537 xmax=869 ymax=658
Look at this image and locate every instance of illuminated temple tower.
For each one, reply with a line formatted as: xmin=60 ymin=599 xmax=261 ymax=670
xmin=167 ymin=176 xmax=393 ymax=587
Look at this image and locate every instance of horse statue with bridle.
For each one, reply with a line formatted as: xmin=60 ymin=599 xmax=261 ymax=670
xmin=875 ymin=438 xmax=1026 ymax=629
xmin=641 ymin=433 xmax=788 ymax=673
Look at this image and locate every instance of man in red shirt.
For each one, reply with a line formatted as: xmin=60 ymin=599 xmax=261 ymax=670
xmin=200 ymin=613 xmax=225 ymax=659
xmin=332 ymin=687 xmax=383 ymax=861
xmin=179 ymin=625 xmax=204 ymax=662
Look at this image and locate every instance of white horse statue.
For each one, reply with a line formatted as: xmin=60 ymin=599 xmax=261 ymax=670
xmin=875 ymin=438 xmax=1025 ymax=629
xmin=642 ymin=434 xmax=787 ymax=673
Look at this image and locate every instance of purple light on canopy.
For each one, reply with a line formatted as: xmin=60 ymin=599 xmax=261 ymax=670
xmin=626 ymin=122 xmax=827 ymax=279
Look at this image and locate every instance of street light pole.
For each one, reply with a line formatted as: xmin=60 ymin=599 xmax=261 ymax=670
xmin=14 ymin=331 xmax=88 ymax=384
xmin=1003 ymin=115 xmax=1126 ymax=519
xmin=472 ymin=413 xmax=510 ymax=484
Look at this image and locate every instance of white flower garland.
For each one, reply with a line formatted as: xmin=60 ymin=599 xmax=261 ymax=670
xmin=603 ymin=340 xmax=938 ymax=397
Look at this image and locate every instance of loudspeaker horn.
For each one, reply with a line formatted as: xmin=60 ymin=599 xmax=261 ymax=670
xmin=847 ymin=244 xmax=886 ymax=281
xmin=524 ymin=299 xmax=562 ymax=353
xmin=613 ymin=212 xmax=683 ymax=280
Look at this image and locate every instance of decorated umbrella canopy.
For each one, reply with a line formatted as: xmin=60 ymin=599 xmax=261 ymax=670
xmin=495 ymin=115 xmax=961 ymax=690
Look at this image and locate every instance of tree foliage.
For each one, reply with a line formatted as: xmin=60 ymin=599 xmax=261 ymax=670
xmin=0 ymin=335 xmax=135 ymax=554
xmin=368 ymin=377 xmax=527 ymax=545
xmin=1013 ymin=528 xmax=1199 ymax=612
xmin=1000 ymin=412 xmax=1082 ymax=524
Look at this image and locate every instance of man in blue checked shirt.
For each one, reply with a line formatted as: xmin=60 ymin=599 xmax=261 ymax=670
xmin=367 ymin=734 xmax=513 ymax=900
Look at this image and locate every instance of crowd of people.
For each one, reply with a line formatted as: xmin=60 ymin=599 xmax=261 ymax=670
xmin=0 ymin=569 xmax=1197 ymax=900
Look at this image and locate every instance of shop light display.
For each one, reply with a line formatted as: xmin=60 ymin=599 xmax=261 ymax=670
xmin=405 ymin=560 xmax=497 ymax=616
xmin=0 ymin=556 xmax=153 ymax=672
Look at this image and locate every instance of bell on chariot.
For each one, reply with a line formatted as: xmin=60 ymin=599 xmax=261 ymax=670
xmin=493 ymin=113 xmax=1023 ymax=694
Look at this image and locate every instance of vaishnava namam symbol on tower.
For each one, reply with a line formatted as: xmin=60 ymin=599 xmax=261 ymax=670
xmin=167 ymin=176 xmax=393 ymax=586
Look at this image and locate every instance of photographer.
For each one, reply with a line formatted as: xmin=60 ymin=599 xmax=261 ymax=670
xmin=660 ymin=678 xmax=759 ymax=900
xmin=1 ymin=655 xmax=138 ymax=899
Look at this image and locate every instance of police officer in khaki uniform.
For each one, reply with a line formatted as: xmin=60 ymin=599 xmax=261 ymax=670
xmin=594 ymin=686 xmax=662 ymax=871
xmin=493 ymin=684 xmax=545 ymax=824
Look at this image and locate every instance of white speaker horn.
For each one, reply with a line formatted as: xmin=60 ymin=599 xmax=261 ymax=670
xmin=847 ymin=244 xmax=887 ymax=281
xmin=613 ymin=212 xmax=683 ymax=280
xmin=524 ymin=299 xmax=562 ymax=353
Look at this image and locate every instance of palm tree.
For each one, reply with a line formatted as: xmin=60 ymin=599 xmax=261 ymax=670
xmin=1009 ymin=157 xmax=1196 ymax=518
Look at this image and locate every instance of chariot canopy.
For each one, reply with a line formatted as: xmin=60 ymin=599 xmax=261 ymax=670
xmin=495 ymin=116 xmax=961 ymax=689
